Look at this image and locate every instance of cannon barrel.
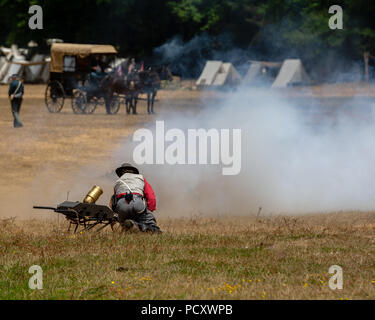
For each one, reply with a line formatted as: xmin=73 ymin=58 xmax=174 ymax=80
xmin=83 ymin=186 xmax=103 ymax=204
xmin=33 ymin=206 xmax=57 ymax=211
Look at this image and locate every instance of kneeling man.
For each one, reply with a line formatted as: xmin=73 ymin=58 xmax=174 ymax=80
xmin=111 ymin=163 xmax=161 ymax=233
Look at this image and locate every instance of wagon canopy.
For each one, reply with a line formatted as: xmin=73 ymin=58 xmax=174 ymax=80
xmin=50 ymin=43 xmax=117 ymax=73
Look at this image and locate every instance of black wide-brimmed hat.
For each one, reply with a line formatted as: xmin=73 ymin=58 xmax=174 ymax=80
xmin=115 ymin=163 xmax=139 ymax=177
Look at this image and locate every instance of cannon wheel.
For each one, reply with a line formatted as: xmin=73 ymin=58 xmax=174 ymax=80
xmin=45 ymin=80 xmax=65 ymax=113
xmin=105 ymin=94 xmax=121 ymax=114
xmin=71 ymin=90 xmax=86 ymax=114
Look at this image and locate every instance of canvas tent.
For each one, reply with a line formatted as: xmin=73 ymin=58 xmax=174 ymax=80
xmin=212 ymin=62 xmax=242 ymax=86
xmin=272 ymin=59 xmax=311 ymax=88
xmin=24 ymin=54 xmax=46 ymax=82
xmin=0 ymin=46 xmax=25 ymax=84
xmin=39 ymin=58 xmax=50 ymax=83
xmin=0 ymin=55 xmax=5 ymax=64
xmin=243 ymin=61 xmax=282 ymax=86
xmin=196 ymin=60 xmax=222 ymax=86
xmin=196 ymin=60 xmax=242 ymax=87
xmin=0 ymin=56 xmax=6 ymax=74
xmin=0 ymin=45 xmax=50 ymax=83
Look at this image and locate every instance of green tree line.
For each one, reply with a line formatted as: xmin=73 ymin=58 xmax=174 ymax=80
xmin=1 ymin=0 xmax=375 ymax=77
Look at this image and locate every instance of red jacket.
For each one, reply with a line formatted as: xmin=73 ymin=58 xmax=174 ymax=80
xmin=143 ymin=178 xmax=156 ymax=211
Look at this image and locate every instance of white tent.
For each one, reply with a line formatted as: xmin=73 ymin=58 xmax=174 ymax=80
xmin=243 ymin=61 xmax=262 ymax=84
xmin=0 ymin=56 xmax=5 ymax=71
xmin=24 ymin=54 xmax=45 ymax=82
xmin=212 ymin=62 xmax=242 ymax=86
xmin=196 ymin=60 xmax=222 ymax=86
xmin=243 ymin=61 xmax=282 ymax=86
xmin=196 ymin=60 xmax=242 ymax=87
xmin=0 ymin=45 xmax=25 ymax=83
xmin=39 ymin=58 xmax=50 ymax=83
xmin=0 ymin=57 xmax=25 ymax=84
xmin=0 ymin=45 xmax=50 ymax=83
xmin=272 ymin=59 xmax=311 ymax=88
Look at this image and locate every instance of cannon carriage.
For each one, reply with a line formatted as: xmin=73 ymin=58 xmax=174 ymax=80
xmin=33 ymin=186 xmax=120 ymax=233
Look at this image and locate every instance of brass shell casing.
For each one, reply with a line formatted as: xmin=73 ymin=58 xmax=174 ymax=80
xmin=83 ymin=186 xmax=103 ymax=204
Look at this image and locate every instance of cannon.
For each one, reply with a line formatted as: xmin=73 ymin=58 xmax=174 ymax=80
xmin=33 ymin=186 xmax=118 ymax=233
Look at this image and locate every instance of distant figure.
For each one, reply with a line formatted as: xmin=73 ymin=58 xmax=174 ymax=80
xmin=128 ymin=58 xmax=136 ymax=74
xmin=90 ymin=65 xmax=106 ymax=87
xmin=8 ymin=74 xmax=24 ymax=128
xmin=90 ymin=55 xmax=100 ymax=71
xmin=116 ymin=64 xmax=123 ymax=77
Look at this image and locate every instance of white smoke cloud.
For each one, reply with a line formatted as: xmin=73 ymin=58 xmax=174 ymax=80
xmin=113 ymin=87 xmax=375 ymax=216
xmin=153 ymin=33 xmax=250 ymax=78
xmin=8 ymin=86 xmax=375 ymax=219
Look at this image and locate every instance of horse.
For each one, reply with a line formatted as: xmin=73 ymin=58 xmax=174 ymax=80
xmin=140 ymin=65 xmax=173 ymax=114
xmin=100 ymin=69 xmax=142 ymax=114
xmin=127 ymin=65 xmax=173 ymax=114
xmin=101 ymin=64 xmax=173 ymax=115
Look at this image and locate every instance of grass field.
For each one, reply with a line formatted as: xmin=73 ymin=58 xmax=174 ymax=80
xmin=1 ymin=84 xmax=375 ymax=299
xmin=1 ymin=212 xmax=375 ymax=299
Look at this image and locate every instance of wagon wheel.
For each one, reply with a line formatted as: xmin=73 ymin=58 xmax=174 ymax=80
xmin=106 ymin=94 xmax=121 ymax=114
xmin=71 ymin=90 xmax=86 ymax=114
xmin=45 ymin=80 xmax=65 ymax=113
xmin=84 ymin=96 xmax=99 ymax=114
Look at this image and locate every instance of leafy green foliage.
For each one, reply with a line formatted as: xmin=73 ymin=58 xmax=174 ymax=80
xmin=1 ymin=0 xmax=375 ymax=63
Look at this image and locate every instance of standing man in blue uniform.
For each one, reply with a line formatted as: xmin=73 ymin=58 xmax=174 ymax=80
xmin=8 ymin=74 xmax=24 ymax=128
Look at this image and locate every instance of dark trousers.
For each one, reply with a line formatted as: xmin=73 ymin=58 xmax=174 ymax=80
xmin=11 ymin=98 xmax=23 ymax=128
xmin=116 ymin=195 xmax=161 ymax=232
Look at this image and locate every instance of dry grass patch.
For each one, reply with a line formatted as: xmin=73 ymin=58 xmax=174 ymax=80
xmin=1 ymin=213 xmax=375 ymax=299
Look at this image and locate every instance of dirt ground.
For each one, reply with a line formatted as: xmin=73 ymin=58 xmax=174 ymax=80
xmin=0 ymin=84 xmax=200 ymax=191
xmin=1 ymin=83 xmax=375 ymax=299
